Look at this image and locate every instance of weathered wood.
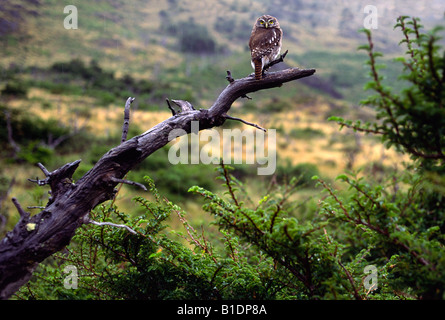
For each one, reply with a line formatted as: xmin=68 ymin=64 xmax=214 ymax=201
xmin=0 ymin=67 xmax=315 ymax=299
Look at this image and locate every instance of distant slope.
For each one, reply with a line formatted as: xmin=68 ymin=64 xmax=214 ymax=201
xmin=1 ymin=0 xmax=444 ymax=103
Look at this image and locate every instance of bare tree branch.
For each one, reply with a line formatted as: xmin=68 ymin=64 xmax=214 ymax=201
xmin=223 ymin=114 xmax=266 ymax=132
xmin=36 ymin=163 xmax=51 ymax=177
xmin=85 ymin=218 xmax=137 ymax=235
xmin=110 ymin=177 xmax=147 ymax=191
xmin=11 ymin=198 xmax=29 ymax=221
xmin=264 ymin=49 xmax=288 ymax=71
xmin=0 ymin=66 xmax=315 ymax=299
xmin=121 ymin=97 xmax=135 ymax=143
xmin=4 ymin=111 xmax=21 ymax=157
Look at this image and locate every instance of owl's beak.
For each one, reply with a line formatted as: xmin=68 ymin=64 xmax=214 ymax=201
xmin=264 ymin=22 xmax=269 ymax=28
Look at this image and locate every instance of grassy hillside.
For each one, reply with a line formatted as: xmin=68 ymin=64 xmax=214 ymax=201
xmin=2 ymin=0 xmax=443 ymax=100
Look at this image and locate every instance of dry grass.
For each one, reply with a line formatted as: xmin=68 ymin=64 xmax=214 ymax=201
xmin=8 ymin=85 xmax=406 ymax=180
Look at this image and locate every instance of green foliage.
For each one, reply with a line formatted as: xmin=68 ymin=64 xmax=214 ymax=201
xmin=325 ymin=17 xmax=445 ymax=298
xmin=262 ymin=97 xmax=291 ymax=113
xmin=288 ymin=127 xmax=325 ymax=140
xmin=48 ymin=59 xmax=155 ymax=105
xmin=275 ymin=162 xmax=320 ymax=187
xmin=316 ymin=170 xmax=445 ymax=299
xmin=16 ymin=176 xmax=285 ymax=299
xmin=15 ymin=142 xmax=53 ymax=164
xmin=163 ymin=18 xmax=219 ymax=54
xmin=21 ymin=162 xmax=438 ymax=300
xmin=179 ymin=25 xmax=217 ymax=54
xmin=127 ymin=146 xmax=219 ymax=202
xmin=332 ymin=17 xmax=445 ymax=170
xmin=1 ymin=79 xmax=28 ymax=98
xmin=0 ymin=105 xmax=70 ymax=164
xmin=213 ymin=16 xmax=252 ymax=41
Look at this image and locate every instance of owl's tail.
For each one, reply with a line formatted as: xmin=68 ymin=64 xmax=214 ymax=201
xmin=254 ymin=60 xmax=262 ymax=80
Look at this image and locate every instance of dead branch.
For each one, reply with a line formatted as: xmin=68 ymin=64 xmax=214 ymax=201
xmin=110 ymin=177 xmax=147 ymax=191
xmin=85 ymin=218 xmax=137 ymax=235
xmin=223 ymin=114 xmax=266 ymax=132
xmin=121 ymin=97 xmax=135 ymax=143
xmin=4 ymin=111 xmax=21 ymax=157
xmin=264 ymin=49 xmax=288 ymax=71
xmin=11 ymin=198 xmax=29 ymax=221
xmin=0 ymin=178 xmax=15 ymax=234
xmin=0 ymin=65 xmax=315 ymax=299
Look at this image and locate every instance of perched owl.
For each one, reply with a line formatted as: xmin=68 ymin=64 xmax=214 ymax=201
xmin=249 ymin=15 xmax=283 ymax=80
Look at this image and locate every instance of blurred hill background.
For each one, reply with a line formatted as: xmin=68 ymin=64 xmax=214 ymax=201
xmin=2 ymin=0 xmax=444 ymax=101
xmin=0 ymin=0 xmax=444 ymax=229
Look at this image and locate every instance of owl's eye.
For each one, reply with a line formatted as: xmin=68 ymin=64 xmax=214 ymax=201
xmin=259 ymin=20 xmax=265 ymax=24
xmin=268 ymin=19 xmax=274 ymax=25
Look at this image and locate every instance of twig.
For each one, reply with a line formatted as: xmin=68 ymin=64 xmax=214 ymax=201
xmin=27 ymin=163 xmax=51 ymax=186
xmin=86 ymin=218 xmax=137 ymax=235
xmin=226 ymin=71 xmax=252 ymax=99
xmin=11 ymin=198 xmax=29 ymax=220
xmin=110 ymin=177 xmax=147 ymax=191
xmin=220 ymin=160 xmax=240 ymax=208
xmin=226 ymin=70 xmax=234 ymax=83
xmin=0 ymin=177 xmax=15 ymax=211
xmin=338 ymin=259 xmax=362 ymax=300
xmin=166 ymin=98 xmax=176 ymax=116
xmin=269 ymin=204 xmax=281 ymax=233
xmin=336 ymin=121 xmax=385 ymax=135
xmin=171 ymin=99 xmax=195 ymax=112
xmin=121 ymin=97 xmax=135 ymax=144
xmin=27 ymin=177 xmax=48 ymax=186
xmin=36 ymin=163 xmax=51 ymax=177
xmin=323 ymin=227 xmax=361 ymax=299
xmin=223 ymin=114 xmax=266 ymax=132
xmin=263 ymin=49 xmax=288 ymax=71
xmin=166 ymin=99 xmax=196 ymax=115
xmin=4 ymin=111 xmax=21 ymax=155
xmin=175 ymin=210 xmax=216 ymax=261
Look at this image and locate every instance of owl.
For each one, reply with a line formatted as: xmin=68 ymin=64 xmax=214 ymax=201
xmin=249 ymin=15 xmax=283 ymax=80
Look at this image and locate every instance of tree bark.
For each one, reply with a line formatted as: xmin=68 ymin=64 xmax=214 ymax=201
xmin=0 ymin=67 xmax=315 ymax=299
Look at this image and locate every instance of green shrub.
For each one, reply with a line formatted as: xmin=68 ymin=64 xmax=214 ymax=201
xmin=330 ymin=17 xmax=445 ymax=170
xmin=289 ymin=127 xmax=325 ymax=140
xmin=275 ymin=162 xmax=320 ymax=187
xmin=0 ymin=106 xmax=71 ymax=163
xmin=48 ymin=59 xmax=155 ymax=104
xmin=178 ymin=20 xmax=218 ymax=54
xmin=1 ymin=79 xmax=28 ymax=98
xmin=16 ymin=142 xmax=53 ymax=164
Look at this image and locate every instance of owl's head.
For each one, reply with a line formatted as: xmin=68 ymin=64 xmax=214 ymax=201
xmin=255 ymin=15 xmax=280 ymax=29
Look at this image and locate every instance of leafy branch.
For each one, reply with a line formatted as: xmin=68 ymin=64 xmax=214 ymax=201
xmin=332 ymin=17 xmax=445 ymax=163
